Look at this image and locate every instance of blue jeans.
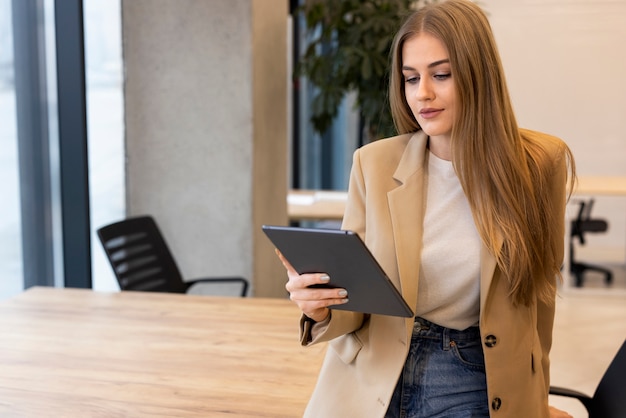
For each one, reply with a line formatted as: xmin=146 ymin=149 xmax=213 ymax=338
xmin=385 ymin=317 xmax=489 ymax=418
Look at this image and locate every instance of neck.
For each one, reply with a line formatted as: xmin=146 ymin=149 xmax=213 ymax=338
xmin=427 ymin=136 xmax=452 ymax=161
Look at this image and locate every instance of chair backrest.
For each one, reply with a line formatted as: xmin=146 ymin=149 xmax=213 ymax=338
xmin=97 ymin=216 xmax=188 ymax=293
xmin=581 ymin=198 xmax=594 ymax=221
xmin=591 ymin=339 xmax=626 ymax=418
xmin=571 ymin=199 xmax=608 ymax=244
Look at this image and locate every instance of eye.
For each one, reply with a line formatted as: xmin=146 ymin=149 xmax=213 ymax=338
xmin=404 ymin=75 xmax=419 ymax=84
xmin=434 ymin=73 xmax=451 ymax=80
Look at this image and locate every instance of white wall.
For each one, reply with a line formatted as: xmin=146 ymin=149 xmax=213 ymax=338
xmin=483 ymin=0 xmax=626 ymax=261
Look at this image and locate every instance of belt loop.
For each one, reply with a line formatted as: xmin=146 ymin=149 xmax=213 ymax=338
xmin=442 ymin=327 xmax=451 ymax=351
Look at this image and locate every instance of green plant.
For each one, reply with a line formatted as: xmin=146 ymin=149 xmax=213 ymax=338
xmin=296 ymin=0 xmax=438 ymax=141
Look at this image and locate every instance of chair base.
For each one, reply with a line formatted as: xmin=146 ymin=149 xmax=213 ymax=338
xmin=570 ymin=262 xmax=613 ymax=287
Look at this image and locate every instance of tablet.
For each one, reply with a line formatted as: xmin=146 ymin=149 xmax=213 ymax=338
xmin=262 ymin=225 xmax=413 ymax=318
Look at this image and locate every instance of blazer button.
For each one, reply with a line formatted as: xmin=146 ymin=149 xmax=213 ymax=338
xmin=485 ymin=335 xmax=497 ymax=348
xmin=491 ymin=397 xmax=502 ymax=411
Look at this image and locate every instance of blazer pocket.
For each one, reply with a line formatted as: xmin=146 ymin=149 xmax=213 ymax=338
xmin=530 ymin=341 xmax=543 ymax=374
xmin=329 ymin=332 xmax=363 ymax=364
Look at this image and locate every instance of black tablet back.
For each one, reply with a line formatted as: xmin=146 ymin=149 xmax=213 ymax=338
xmin=262 ymin=225 xmax=413 ymax=318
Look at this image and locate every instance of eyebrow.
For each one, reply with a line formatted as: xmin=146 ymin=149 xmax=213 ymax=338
xmin=402 ymin=59 xmax=450 ymax=71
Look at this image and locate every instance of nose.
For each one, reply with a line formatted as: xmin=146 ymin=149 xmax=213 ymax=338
xmin=416 ymin=78 xmax=434 ymax=101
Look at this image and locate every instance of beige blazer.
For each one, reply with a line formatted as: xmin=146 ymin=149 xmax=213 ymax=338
xmin=300 ymin=130 xmax=569 ymax=418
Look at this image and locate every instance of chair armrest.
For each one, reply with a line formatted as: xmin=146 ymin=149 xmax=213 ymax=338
xmin=549 ymin=386 xmax=593 ymax=412
xmin=186 ymin=277 xmax=249 ymax=297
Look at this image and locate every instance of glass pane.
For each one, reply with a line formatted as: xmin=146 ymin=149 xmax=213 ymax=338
xmin=0 ymin=0 xmax=24 ymax=300
xmin=84 ymin=0 xmax=125 ymax=292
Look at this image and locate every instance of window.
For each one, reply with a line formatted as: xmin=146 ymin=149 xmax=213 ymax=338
xmin=0 ymin=0 xmax=124 ymax=300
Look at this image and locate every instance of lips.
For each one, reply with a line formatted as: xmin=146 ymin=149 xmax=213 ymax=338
xmin=419 ymin=108 xmax=443 ymax=119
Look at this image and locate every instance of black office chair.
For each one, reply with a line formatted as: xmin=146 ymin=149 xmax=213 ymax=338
xmin=569 ymin=199 xmax=612 ymax=287
xmin=97 ymin=215 xmax=249 ymax=297
xmin=550 ymin=339 xmax=626 ymax=418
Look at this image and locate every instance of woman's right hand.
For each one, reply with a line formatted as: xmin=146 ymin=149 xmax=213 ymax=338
xmin=276 ymin=249 xmax=349 ymax=323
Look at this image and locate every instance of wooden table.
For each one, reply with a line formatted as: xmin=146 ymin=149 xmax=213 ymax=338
xmin=287 ymin=189 xmax=346 ymax=222
xmin=287 ymin=177 xmax=626 ymax=222
xmin=1 ymin=288 xmax=624 ymax=418
xmin=0 ymin=287 xmax=326 ymax=417
xmin=575 ymin=176 xmax=626 ymax=196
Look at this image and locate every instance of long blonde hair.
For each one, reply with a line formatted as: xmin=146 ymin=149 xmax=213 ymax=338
xmin=389 ymin=0 xmax=576 ymax=305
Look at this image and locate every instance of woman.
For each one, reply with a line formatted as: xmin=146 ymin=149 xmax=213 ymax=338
xmin=278 ymin=1 xmax=576 ymax=417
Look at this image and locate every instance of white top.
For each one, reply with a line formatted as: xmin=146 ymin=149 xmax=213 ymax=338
xmin=415 ymin=152 xmax=481 ymax=330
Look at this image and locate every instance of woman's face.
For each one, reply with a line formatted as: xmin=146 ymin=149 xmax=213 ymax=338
xmin=401 ymin=32 xmax=457 ymax=144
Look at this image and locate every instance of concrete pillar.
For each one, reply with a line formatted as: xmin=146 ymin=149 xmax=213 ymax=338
xmin=122 ymin=0 xmax=288 ymax=297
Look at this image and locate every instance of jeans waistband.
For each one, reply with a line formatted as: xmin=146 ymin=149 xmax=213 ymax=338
xmin=413 ymin=316 xmax=481 ymax=346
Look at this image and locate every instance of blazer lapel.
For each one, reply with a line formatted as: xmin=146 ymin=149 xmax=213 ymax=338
xmin=387 ymin=131 xmax=429 ymax=317
xmin=386 ymin=131 xmax=502 ymax=330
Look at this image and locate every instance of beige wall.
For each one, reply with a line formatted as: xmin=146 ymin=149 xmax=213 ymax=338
xmin=483 ymin=0 xmax=626 ymax=260
xmin=122 ymin=0 xmax=288 ymax=297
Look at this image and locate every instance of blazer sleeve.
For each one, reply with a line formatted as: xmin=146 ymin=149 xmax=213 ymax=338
xmin=536 ymin=140 xmax=569 ymax=391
